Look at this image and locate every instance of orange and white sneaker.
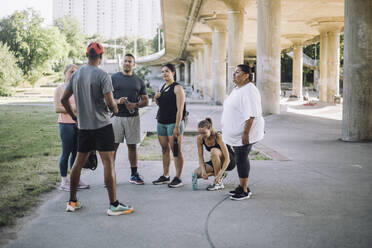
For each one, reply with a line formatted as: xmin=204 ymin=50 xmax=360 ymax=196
xmin=66 ymin=200 xmax=82 ymax=212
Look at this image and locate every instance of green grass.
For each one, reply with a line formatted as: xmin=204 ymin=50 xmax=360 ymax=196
xmin=138 ymin=133 xmax=162 ymax=160
xmin=138 ymin=154 xmax=162 ymax=160
xmin=0 ymin=105 xmax=61 ymax=227
xmin=249 ymin=150 xmax=271 ymax=160
xmin=139 ymin=132 xmax=158 ymax=147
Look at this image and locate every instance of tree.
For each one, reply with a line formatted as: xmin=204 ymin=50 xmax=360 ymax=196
xmin=0 ymin=42 xmax=23 ymax=95
xmin=0 ymin=8 xmax=69 ymax=81
xmin=54 ymin=16 xmax=86 ymax=60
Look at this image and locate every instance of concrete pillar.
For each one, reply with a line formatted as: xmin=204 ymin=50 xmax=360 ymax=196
xmin=313 ymin=69 xmax=319 ymax=91
xmin=292 ymin=43 xmax=303 ymax=99
xmin=248 ymin=60 xmax=256 ymax=82
xmin=257 ymin=0 xmax=281 ymax=115
xmin=197 ymin=49 xmax=205 ymax=96
xmin=327 ymin=30 xmax=341 ymax=102
xmin=221 ymin=0 xmax=249 ymax=93
xmin=226 ymin=10 xmax=245 ymax=93
xmin=342 ymin=0 xmax=372 ymax=141
xmin=285 ymin=35 xmax=312 ymax=99
xmin=316 ymin=21 xmax=343 ymax=102
xmin=194 ymin=33 xmax=213 ymax=99
xmin=203 ymin=15 xmax=228 ymax=104
xmin=175 ymin=64 xmax=181 ymax=83
xmin=319 ymin=31 xmax=328 ymax=102
xmin=190 ymin=59 xmax=195 ymax=89
xmin=193 ymin=57 xmax=199 ymax=91
xmin=203 ymin=43 xmax=212 ymax=99
xmin=184 ymin=61 xmax=190 ymax=86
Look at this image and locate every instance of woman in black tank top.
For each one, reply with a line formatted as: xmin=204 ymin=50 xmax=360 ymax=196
xmin=192 ymin=118 xmax=236 ymax=191
xmin=152 ymin=64 xmax=186 ymax=188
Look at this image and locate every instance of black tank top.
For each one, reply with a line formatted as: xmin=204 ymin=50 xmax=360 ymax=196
xmin=202 ymin=134 xmax=221 ymax=152
xmin=156 ymin=82 xmax=186 ymax=124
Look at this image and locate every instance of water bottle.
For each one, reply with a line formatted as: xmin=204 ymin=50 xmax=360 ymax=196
xmin=173 ymin=138 xmax=178 ymax=157
xmin=192 ymin=173 xmax=198 ymax=190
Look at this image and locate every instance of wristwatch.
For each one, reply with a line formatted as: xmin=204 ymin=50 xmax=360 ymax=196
xmin=72 ymin=116 xmax=77 ymax=121
xmin=136 ymin=103 xmax=139 ymax=108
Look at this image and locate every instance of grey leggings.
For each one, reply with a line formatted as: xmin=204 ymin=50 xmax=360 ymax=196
xmin=233 ymin=144 xmax=253 ymax=179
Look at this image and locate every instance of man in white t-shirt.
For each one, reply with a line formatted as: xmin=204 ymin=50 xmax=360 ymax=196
xmin=221 ymin=64 xmax=264 ymax=200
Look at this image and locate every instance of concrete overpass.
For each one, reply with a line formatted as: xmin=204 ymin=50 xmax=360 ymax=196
xmin=137 ymin=0 xmax=372 ymax=142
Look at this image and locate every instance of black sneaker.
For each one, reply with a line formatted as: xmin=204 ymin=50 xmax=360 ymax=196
xmin=229 ymin=186 xmax=252 ymax=200
xmin=168 ymin=177 xmax=183 ymax=188
xmin=152 ymin=175 xmax=170 ymax=185
xmin=228 ymin=185 xmax=250 ymax=196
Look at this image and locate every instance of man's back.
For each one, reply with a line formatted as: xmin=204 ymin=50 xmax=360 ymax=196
xmin=67 ymin=64 xmax=113 ymax=130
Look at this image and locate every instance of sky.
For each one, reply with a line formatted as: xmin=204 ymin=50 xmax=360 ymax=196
xmin=0 ymin=0 xmax=53 ymax=25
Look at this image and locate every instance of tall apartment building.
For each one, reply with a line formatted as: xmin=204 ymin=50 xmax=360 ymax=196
xmin=53 ymin=0 xmax=161 ymax=39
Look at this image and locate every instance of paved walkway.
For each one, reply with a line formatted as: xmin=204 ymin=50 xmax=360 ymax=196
xmin=2 ymin=101 xmax=372 ymax=248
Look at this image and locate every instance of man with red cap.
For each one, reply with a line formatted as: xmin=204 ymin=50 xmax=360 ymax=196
xmin=61 ymin=42 xmax=134 ymax=216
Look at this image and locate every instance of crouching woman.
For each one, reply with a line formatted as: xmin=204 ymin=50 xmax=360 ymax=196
xmin=192 ymin=118 xmax=235 ymax=191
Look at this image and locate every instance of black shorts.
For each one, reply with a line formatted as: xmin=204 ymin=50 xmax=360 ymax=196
xmin=205 ymin=150 xmax=236 ymax=171
xmin=77 ymin=124 xmax=115 ymax=153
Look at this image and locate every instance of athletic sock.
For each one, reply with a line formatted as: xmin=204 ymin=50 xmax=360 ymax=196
xmin=111 ymin=200 xmax=119 ymax=207
xmin=61 ymin=177 xmax=68 ymax=184
xmin=131 ymin=167 xmax=138 ymax=176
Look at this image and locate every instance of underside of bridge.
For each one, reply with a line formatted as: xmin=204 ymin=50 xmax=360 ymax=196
xmin=137 ymin=0 xmax=372 ymax=142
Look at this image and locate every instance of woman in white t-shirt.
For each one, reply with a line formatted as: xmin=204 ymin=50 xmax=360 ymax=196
xmin=221 ymin=64 xmax=265 ymax=200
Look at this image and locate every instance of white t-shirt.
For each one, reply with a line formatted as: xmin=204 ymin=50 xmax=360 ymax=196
xmin=221 ymin=83 xmax=265 ymax=146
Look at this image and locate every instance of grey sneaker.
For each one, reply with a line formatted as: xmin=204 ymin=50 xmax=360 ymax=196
xmin=206 ymin=181 xmax=224 ymax=191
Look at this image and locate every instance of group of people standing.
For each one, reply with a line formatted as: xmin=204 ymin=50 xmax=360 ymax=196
xmin=54 ymin=41 xmax=264 ymax=216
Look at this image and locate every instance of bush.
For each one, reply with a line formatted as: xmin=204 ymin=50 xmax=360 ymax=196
xmin=0 ymin=42 xmax=23 ymax=96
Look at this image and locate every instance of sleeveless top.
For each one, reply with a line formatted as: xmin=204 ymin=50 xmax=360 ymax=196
xmin=202 ymin=133 xmax=221 ymax=152
xmin=156 ymin=82 xmax=186 ymax=124
xmin=203 ymin=132 xmax=236 ymax=171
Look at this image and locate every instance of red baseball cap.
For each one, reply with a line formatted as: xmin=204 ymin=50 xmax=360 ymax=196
xmin=86 ymin=42 xmax=103 ymax=55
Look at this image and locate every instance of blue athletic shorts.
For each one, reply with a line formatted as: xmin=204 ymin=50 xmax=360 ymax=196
xmin=157 ymin=121 xmax=184 ymax=136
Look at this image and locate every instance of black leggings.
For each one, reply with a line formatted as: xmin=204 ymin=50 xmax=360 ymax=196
xmin=233 ymin=144 xmax=253 ymax=179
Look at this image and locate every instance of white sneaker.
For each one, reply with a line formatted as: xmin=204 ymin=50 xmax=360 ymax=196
xmin=206 ymin=181 xmax=224 ymax=191
xmin=77 ymin=180 xmax=90 ymax=189
xmin=59 ymin=181 xmax=70 ymax=191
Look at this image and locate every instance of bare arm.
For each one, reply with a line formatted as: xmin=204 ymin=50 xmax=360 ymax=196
xmin=54 ymin=86 xmax=76 ymax=113
xmin=104 ymin=91 xmax=118 ymax=114
xmin=197 ymin=136 xmax=208 ymax=179
xmin=138 ymin=94 xmax=149 ymax=108
xmin=173 ymin=85 xmax=185 ymax=137
xmin=61 ymin=88 xmax=76 ymax=121
xmin=242 ymin=117 xmax=255 ymax=145
xmin=214 ymin=133 xmax=230 ymax=184
xmin=125 ymin=94 xmax=149 ymax=110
